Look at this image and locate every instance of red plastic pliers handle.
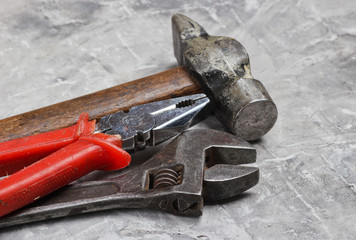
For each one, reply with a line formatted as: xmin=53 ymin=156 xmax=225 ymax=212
xmin=0 ymin=113 xmax=131 ymax=217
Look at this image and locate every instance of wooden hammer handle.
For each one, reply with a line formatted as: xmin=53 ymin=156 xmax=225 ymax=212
xmin=0 ymin=66 xmax=201 ymax=142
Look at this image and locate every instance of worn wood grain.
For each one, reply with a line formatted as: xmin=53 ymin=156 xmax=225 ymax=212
xmin=0 ymin=66 xmax=201 ymax=142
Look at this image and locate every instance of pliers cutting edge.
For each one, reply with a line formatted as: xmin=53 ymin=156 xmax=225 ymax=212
xmin=0 ymin=94 xmax=210 ymax=218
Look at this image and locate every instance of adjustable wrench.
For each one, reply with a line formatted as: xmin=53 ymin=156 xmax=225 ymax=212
xmin=0 ymin=129 xmax=258 ymax=227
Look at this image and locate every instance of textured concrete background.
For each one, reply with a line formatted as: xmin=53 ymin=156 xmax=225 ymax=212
xmin=1 ymin=0 xmax=356 ymax=239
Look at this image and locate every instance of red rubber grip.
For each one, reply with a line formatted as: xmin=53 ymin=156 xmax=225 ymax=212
xmin=0 ymin=133 xmax=131 ymax=218
xmin=0 ymin=113 xmax=96 ymax=177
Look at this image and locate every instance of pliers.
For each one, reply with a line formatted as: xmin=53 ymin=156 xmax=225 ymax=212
xmin=0 ymin=94 xmax=210 ymax=218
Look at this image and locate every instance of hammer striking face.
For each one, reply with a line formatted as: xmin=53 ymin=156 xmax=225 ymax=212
xmin=172 ymin=14 xmax=278 ymax=141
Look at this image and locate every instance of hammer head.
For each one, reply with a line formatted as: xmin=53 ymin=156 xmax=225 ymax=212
xmin=172 ymin=14 xmax=278 ymax=141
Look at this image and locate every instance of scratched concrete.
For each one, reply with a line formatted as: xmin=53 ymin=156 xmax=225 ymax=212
xmin=0 ymin=0 xmax=356 ymax=239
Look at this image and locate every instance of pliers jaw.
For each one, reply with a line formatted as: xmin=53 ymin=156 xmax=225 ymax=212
xmin=97 ymin=94 xmax=211 ymax=152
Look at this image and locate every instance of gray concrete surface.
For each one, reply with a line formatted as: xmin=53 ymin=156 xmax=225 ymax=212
xmin=0 ymin=0 xmax=356 ymax=239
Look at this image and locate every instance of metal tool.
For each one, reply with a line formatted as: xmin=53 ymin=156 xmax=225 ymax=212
xmin=0 ymin=129 xmax=258 ymax=228
xmin=97 ymin=93 xmax=210 ymax=151
xmin=0 ymin=94 xmax=210 ymax=218
xmin=173 ymin=14 xmax=278 ymax=141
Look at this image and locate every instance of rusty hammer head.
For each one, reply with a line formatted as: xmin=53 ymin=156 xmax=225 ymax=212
xmin=172 ymin=14 xmax=278 ymax=141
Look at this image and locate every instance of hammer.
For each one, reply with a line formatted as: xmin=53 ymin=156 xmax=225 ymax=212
xmin=0 ymin=14 xmax=277 ymax=142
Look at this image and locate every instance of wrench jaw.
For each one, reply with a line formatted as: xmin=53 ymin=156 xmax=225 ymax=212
xmin=142 ymin=129 xmax=259 ymax=214
xmin=202 ymin=145 xmax=259 ymax=202
xmin=203 ymin=165 xmax=259 ymax=202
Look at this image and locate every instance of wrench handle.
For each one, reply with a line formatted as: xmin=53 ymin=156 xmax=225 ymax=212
xmin=0 ymin=133 xmax=131 ymax=218
xmin=0 ymin=113 xmax=96 ymax=177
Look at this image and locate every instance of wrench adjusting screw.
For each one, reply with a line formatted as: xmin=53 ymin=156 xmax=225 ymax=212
xmin=151 ymin=167 xmax=182 ymax=189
